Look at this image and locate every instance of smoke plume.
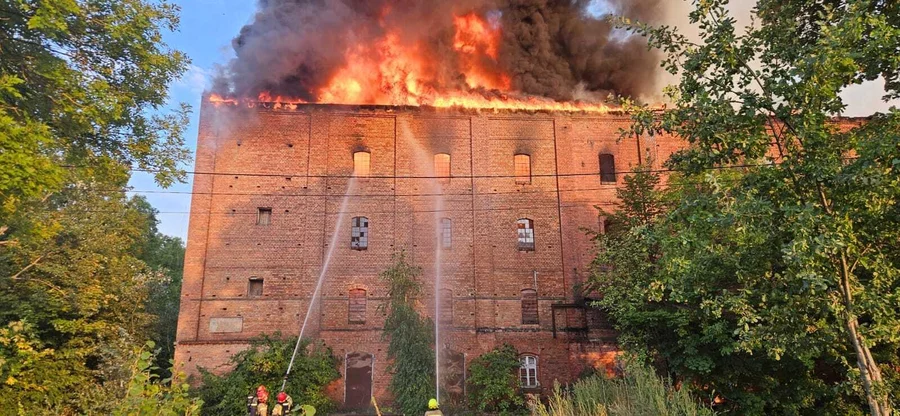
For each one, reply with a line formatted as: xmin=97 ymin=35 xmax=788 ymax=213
xmin=213 ymin=0 xmax=664 ymax=103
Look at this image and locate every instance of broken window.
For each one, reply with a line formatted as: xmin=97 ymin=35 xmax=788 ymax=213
xmin=440 ymin=218 xmax=452 ymax=249
xmin=248 ymin=278 xmax=264 ymax=298
xmin=351 ymin=216 xmax=369 ymax=250
xmin=353 ymin=151 xmax=370 ymax=177
xmin=516 ymin=218 xmax=535 ymax=251
xmin=257 ymin=208 xmax=272 ymax=226
xmin=521 ymin=289 xmax=538 ymax=324
xmin=349 ymin=288 xmax=366 ymax=324
xmin=514 ymin=154 xmax=531 ymax=184
xmin=599 ymin=153 xmax=616 ymax=184
xmin=520 ymin=355 xmax=539 ymax=387
xmin=434 ymin=153 xmax=451 ymax=183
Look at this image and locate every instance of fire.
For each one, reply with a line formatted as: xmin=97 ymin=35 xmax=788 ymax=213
xmin=208 ymin=12 xmax=614 ymax=113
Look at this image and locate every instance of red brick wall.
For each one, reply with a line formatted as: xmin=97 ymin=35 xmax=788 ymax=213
xmin=174 ymin=102 xmax=669 ymax=406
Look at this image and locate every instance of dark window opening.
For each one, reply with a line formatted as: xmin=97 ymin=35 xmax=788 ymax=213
xmin=257 ymin=208 xmax=272 ymax=225
xmin=599 ymin=153 xmax=616 ymax=184
xmin=248 ymin=278 xmax=264 ymax=298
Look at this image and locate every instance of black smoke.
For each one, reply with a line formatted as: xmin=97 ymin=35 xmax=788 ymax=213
xmin=213 ymin=0 xmax=663 ymax=101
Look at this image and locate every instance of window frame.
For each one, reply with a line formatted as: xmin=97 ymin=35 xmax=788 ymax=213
xmin=353 ymin=151 xmax=371 ymax=177
xmin=351 ymin=216 xmax=369 ymax=250
xmin=519 ymin=355 xmax=539 ymax=388
xmin=248 ymin=278 xmax=264 ymax=298
xmin=514 ymin=154 xmax=531 ymax=185
xmin=516 ymin=218 xmax=535 ymax=252
xmin=440 ymin=217 xmax=452 ymax=249
xmin=599 ymin=153 xmax=616 ymax=184
xmin=257 ymin=207 xmax=272 ymax=226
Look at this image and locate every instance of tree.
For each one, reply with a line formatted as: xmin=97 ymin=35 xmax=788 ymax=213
xmin=602 ymin=0 xmax=900 ymax=413
xmin=0 ymin=0 xmax=190 ymax=412
xmin=380 ymin=251 xmax=436 ymax=416
xmin=133 ymin=197 xmax=186 ymax=377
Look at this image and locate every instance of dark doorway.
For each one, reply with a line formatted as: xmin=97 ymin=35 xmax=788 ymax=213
xmin=441 ymin=349 xmax=466 ymax=401
xmin=345 ymin=352 xmax=373 ymax=410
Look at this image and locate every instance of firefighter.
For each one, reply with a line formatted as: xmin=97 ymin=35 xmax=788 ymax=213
xmin=255 ymin=385 xmax=270 ymax=416
xmin=424 ymin=398 xmax=443 ymax=416
xmin=247 ymin=388 xmax=259 ymax=416
xmin=271 ymin=391 xmax=294 ymax=416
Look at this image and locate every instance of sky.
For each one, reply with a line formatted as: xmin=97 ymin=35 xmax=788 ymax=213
xmin=136 ymin=0 xmax=899 ymax=240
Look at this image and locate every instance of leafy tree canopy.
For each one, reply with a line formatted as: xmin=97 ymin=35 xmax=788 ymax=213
xmin=598 ymin=0 xmax=900 ymax=414
xmin=0 ymin=0 xmax=190 ymax=413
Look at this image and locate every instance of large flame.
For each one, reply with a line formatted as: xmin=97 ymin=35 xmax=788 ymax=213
xmin=210 ymin=12 xmax=614 ymax=113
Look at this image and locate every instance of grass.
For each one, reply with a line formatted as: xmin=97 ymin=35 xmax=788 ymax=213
xmin=529 ymin=364 xmax=713 ymax=416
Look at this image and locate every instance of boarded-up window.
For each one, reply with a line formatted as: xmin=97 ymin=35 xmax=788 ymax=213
xmin=521 ymin=289 xmax=538 ymax=324
xmin=440 ymin=289 xmax=453 ymax=324
xmin=517 ymin=218 xmax=535 ymax=251
xmin=520 ymin=355 xmax=539 ymax=387
xmin=349 ymin=289 xmax=366 ymax=324
xmin=257 ymin=207 xmax=272 ymax=225
xmin=514 ymin=154 xmax=531 ymax=184
xmin=353 ymin=151 xmax=370 ymax=177
xmin=434 ymin=153 xmax=451 ymax=183
xmin=351 ymin=216 xmax=369 ymax=250
xmin=440 ymin=218 xmax=452 ymax=249
xmin=248 ymin=278 xmax=263 ymax=298
xmin=599 ymin=153 xmax=616 ymax=184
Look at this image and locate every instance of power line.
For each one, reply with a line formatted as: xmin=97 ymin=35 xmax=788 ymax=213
xmin=62 ymin=160 xmax=779 ymax=180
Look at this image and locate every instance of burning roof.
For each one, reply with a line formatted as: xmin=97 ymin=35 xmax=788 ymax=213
xmin=210 ymin=0 xmax=663 ymax=112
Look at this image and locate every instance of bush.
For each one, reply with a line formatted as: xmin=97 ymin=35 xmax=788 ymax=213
xmin=194 ymin=335 xmax=339 ymax=415
xmin=530 ymin=363 xmax=713 ymax=416
xmin=113 ymin=341 xmax=203 ymax=416
xmin=467 ymin=344 xmax=525 ymax=414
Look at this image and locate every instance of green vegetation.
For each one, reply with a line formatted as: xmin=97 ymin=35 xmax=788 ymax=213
xmin=0 ymin=0 xmax=190 ymax=413
xmin=113 ymin=342 xmax=202 ymax=416
xmin=598 ymin=1 xmax=900 ymax=414
xmin=531 ymin=363 xmax=712 ymax=416
xmin=466 ymin=344 xmax=525 ymax=415
xmin=380 ymin=251 xmax=436 ymax=416
xmin=194 ymin=335 xmax=339 ymax=416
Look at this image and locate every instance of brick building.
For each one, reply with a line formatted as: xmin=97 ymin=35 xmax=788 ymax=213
xmin=174 ymin=99 xmax=686 ymax=409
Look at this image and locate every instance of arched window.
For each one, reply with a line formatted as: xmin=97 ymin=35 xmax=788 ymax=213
xmin=351 ymin=216 xmax=369 ymax=250
xmin=599 ymin=153 xmax=616 ymax=184
xmin=514 ymin=154 xmax=531 ymax=184
xmin=353 ymin=151 xmax=370 ymax=177
xmin=516 ymin=218 xmax=535 ymax=251
xmin=520 ymin=355 xmax=539 ymax=388
xmin=434 ymin=153 xmax=451 ymax=183
xmin=348 ymin=288 xmax=366 ymax=324
xmin=521 ymin=289 xmax=538 ymax=324
xmin=440 ymin=218 xmax=452 ymax=249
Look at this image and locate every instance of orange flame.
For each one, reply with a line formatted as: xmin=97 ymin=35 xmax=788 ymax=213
xmin=209 ymin=12 xmax=614 ymax=113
